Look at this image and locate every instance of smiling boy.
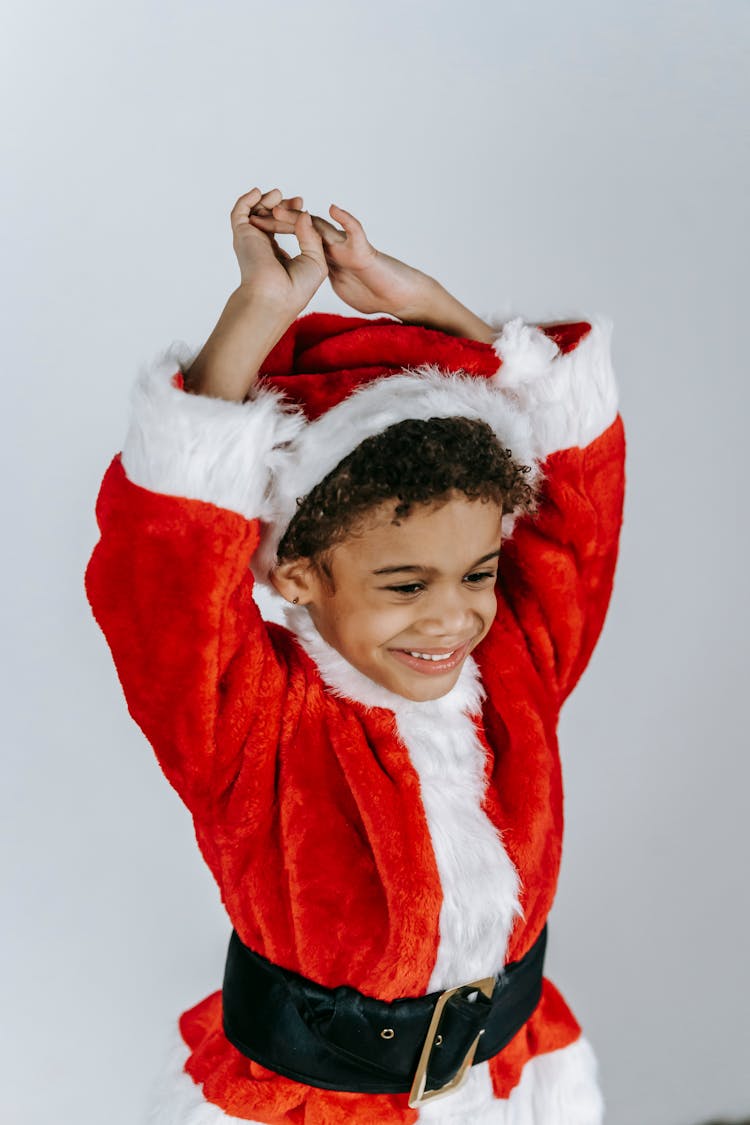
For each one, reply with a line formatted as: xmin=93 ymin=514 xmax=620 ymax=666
xmin=270 ymin=416 xmax=522 ymax=702
xmin=85 ymin=187 xmax=625 ymax=1124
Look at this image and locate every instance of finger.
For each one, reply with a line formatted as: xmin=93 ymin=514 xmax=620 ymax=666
xmin=263 ymin=195 xmax=304 ymax=220
xmin=248 ymin=211 xmax=298 ymax=235
xmin=244 ymin=186 xmax=285 ymax=220
xmin=254 ymin=191 xmax=299 ymax=216
xmin=230 ymin=187 xmax=263 ymax=227
xmin=233 ymin=187 xmax=262 ymax=207
xmin=271 ymin=200 xmax=304 ymax=225
xmin=310 ymin=213 xmax=346 ymax=244
xmin=328 ymin=203 xmax=367 ymax=242
xmin=251 ymin=199 xmax=315 ymax=231
xmin=273 ymin=200 xmax=303 ymax=216
xmin=249 ymin=210 xmax=345 ymax=253
xmin=290 ymin=211 xmax=327 ymax=271
xmin=269 ymin=206 xmax=344 ymax=245
xmin=248 ymin=198 xmax=302 ymax=231
xmin=259 ymin=187 xmax=283 ymax=207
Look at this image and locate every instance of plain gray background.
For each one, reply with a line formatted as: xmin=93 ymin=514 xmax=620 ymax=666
xmin=2 ymin=1 xmax=748 ymax=1122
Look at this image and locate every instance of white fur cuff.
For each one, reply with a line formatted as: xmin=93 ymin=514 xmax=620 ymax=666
xmin=120 ymin=342 xmax=306 ymax=520
xmin=489 ymin=317 xmax=619 ymax=456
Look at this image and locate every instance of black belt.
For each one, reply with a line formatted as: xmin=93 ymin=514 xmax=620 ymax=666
xmin=222 ymin=924 xmax=547 ymax=1108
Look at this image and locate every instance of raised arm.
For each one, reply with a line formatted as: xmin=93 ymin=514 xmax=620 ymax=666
xmin=186 ymin=187 xmax=328 ymax=399
xmin=246 ymin=198 xmax=497 ymax=343
xmin=478 ymin=316 xmax=625 ymax=710
xmin=85 ymin=188 xmax=328 ymax=813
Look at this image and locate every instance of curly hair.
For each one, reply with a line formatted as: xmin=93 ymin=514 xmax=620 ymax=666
xmin=276 ymin=416 xmax=539 ymax=567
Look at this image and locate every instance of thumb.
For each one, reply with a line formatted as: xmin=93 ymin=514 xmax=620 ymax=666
xmin=329 ymin=203 xmax=367 ymax=245
xmin=293 ymin=210 xmax=327 ymax=267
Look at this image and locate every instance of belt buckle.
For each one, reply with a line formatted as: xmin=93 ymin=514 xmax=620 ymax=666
xmin=407 ymin=975 xmax=495 ymax=1109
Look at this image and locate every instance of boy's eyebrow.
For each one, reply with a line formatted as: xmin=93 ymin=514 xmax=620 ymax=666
xmin=372 ymin=549 xmax=501 ymax=576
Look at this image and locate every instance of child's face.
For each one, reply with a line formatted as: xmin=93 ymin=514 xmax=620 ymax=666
xmin=273 ymin=493 xmax=503 ymax=702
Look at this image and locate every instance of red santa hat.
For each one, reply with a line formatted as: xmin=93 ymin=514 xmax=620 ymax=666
xmin=120 ymin=311 xmax=617 ymax=585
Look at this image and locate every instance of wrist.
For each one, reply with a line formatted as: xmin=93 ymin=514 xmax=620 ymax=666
xmin=390 ymin=274 xmax=443 ymax=324
xmin=230 ymin=285 xmax=297 ymax=338
xmin=397 ymin=280 xmax=497 ymax=344
xmin=184 ymin=289 xmax=296 ymax=402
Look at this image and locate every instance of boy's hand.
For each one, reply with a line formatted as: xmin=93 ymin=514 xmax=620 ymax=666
xmin=248 ymin=200 xmax=437 ymax=321
xmin=232 ymin=187 xmax=328 ymax=318
xmin=183 ymin=187 xmax=330 ymax=402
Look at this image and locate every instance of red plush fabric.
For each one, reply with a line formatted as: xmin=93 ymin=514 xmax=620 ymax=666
xmin=257 ymin=311 xmax=591 ymax=420
xmin=85 ymin=314 xmax=625 ymax=1122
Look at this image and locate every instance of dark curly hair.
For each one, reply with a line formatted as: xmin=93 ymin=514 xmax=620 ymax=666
xmin=276 ymin=416 xmax=538 ymax=570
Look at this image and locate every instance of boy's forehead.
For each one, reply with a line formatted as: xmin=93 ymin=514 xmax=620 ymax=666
xmin=339 ymin=496 xmax=503 ymax=570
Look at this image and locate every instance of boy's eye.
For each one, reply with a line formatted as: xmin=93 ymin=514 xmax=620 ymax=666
xmin=464 ymin=570 xmax=496 ymax=585
xmin=382 ymin=571 xmax=496 ymax=596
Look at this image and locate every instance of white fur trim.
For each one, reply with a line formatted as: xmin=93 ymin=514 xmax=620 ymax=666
xmin=123 ymin=321 xmax=617 ymax=581
xmin=147 ymin=1030 xmax=257 ymax=1124
xmin=395 ymin=693 xmax=523 ymax=989
xmin=284 ymin=605 xmax=522 ymax=989
xmin=252 ymin=367 xmax=541 ymax=583
xmin=150 ymin=1027 xmax=602 ymax=1124
xmin=418 ymin=1036 xmax=604 ymax=1124
xmin=488 ymin=317 xmax=619 ymax=457
xmin=121 ymin=341 xmax=306 ymax=520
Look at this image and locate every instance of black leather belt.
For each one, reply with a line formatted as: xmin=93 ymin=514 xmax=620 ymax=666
xmin=222 ymin=924 xmax=547 ymax=1108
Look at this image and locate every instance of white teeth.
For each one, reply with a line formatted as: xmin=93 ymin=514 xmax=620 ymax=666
xmin=407 ymin=650 xmax=456 ymax=661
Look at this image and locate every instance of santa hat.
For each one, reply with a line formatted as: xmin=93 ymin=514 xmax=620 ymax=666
xmin=120 ymin=312 xmax=617 ymax=585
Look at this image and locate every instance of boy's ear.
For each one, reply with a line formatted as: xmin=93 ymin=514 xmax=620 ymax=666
xmin=269 ymin=558 xmax=321 ymax=605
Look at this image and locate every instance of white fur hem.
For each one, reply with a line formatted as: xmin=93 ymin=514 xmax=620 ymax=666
xmin=149 ymin=1029 xmax=603 ymax=1124
xmin=488 ymin=317 xmax=619 ymax=457
xmin=147 ymin=1030 xmax=252 ymax=1124
xmin=120 ymin=341 xmax=306 ymax=520
xmin=418 ymin=1035 xmax=604 ymax=1123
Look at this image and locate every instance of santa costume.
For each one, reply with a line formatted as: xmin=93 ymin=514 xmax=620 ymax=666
xmin=85 ymin=309 xmax=626 ymax=1124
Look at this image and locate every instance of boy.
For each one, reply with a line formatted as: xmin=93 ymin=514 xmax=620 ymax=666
xmin=86 ymin=187 xmax=625 ymax=1123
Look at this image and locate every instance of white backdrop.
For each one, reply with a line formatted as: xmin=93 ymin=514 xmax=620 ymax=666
xmin=2 ymin=1 xmax=748 ymax=1122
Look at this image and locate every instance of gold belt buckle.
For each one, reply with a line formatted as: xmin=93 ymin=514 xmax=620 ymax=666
xmin=407 ymin=976 xmax=495 ymax=1109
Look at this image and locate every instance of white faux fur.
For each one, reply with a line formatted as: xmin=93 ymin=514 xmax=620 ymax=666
xmin=251 ymin=367 xmax=541 ymax=583
xmin=251 ymin=316 xmax=618 ymax=580
xmin=488 ymin=317 xmax=619 ymax=457
xmin=147 ymin=1031 xmax=251 ymax=1124
xmin=149 ymin=1027 xmax=603 ymax=1124
xmin=121 ymin=341 xmax=306 ymax=521
xmin=283 ymin=604 xmax=522 ymax=988
xmin=122 ymin=319 xmax=617 ymax=585
xmin=417 ymin=1035 xmax=604 ymax=1124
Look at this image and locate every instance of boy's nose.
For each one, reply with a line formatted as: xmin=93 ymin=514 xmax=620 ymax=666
xmin=419 ymin=594 xmax=478 ymax=638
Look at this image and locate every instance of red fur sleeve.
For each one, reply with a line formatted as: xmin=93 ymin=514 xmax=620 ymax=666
xmin=491 ymin=416 xmax=626 ymax=709
xmin=85 ymin=455 xmax=287 ymax=814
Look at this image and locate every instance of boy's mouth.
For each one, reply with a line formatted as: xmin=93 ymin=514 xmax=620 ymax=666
xmin=388 ymin=640 xmax=472 ymax=675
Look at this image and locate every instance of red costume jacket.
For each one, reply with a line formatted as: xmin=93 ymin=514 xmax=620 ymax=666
xmin=85 ymin=312 xmax=625 ymax=1124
